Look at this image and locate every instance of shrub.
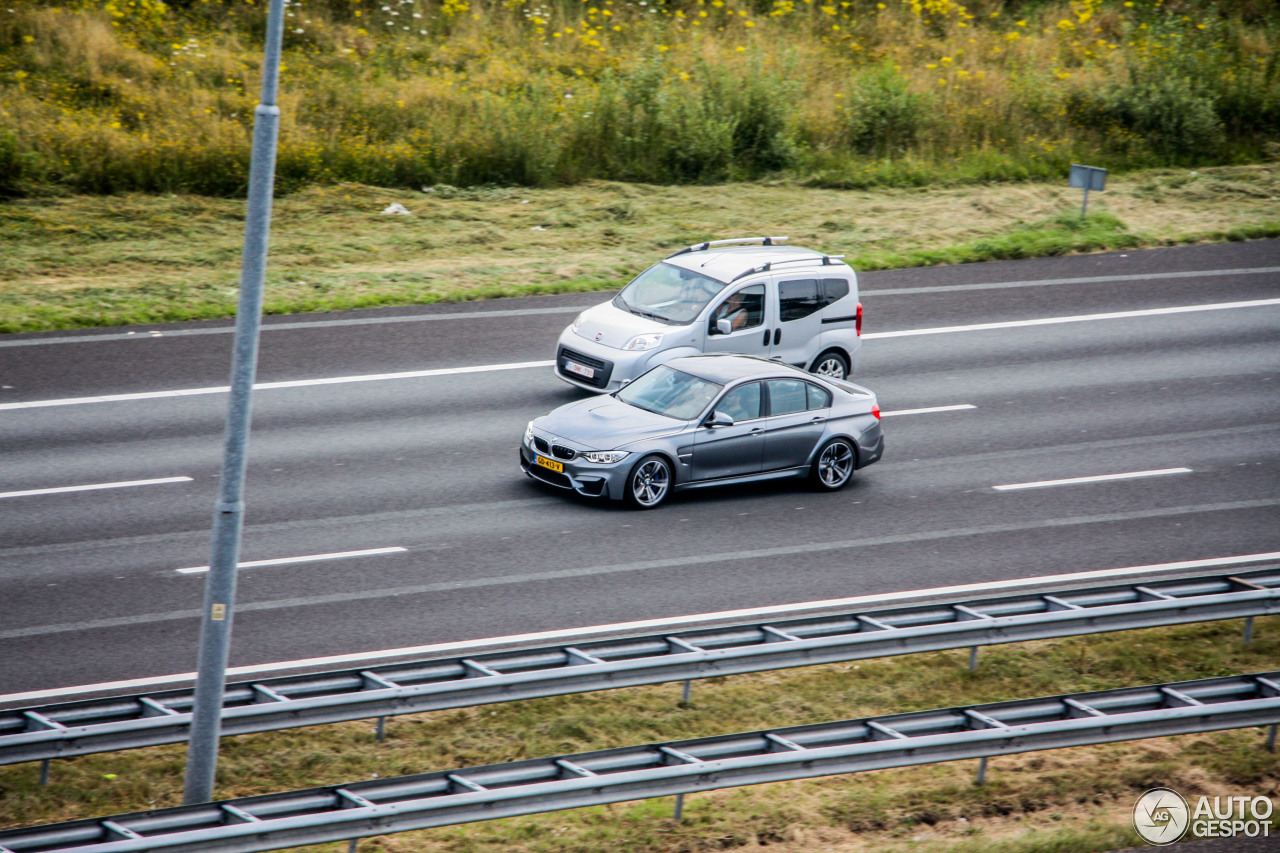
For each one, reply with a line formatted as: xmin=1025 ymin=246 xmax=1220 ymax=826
xmin=841 ymin=62 xmax=928 ymax=157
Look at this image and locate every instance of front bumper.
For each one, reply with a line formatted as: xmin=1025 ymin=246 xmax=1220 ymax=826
xmin=554 ymin=332 xmax=654 ymax=394
xmin=519 ymin=440 xmax=631 ymax=500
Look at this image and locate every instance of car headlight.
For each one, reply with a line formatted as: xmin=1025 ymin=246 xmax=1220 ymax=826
xmin=581 ymin=450 xmax=630 ymax=464
xmin=570 ymin=312 xmax=585 ymax=333
xmin=524 ymin=421 xmax=535 ymax=445
xmin=622 ymin=333 xmax=664 ymax=351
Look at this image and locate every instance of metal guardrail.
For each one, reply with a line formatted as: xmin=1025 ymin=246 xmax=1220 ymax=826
xmin=3 ymin=567 xmax=1277 ymax=768
xmin=2 ymin=671 xmax=1278 ymax=853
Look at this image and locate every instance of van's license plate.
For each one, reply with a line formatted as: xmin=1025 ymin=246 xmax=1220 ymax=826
xmin=564 ymin=360 xmax=595 ymax=379
xmin=535 ymin=455 xmax=564 ymax=473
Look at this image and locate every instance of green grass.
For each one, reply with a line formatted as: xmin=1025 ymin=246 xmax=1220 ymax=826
xmin=2 ymin=620 xmax=1277 ymax=852
xmin=2 ymin=163 xmax=1278 ymax=335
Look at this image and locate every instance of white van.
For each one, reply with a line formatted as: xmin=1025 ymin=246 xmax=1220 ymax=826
xmin=554 ymin=237 xmax=862 ymax=393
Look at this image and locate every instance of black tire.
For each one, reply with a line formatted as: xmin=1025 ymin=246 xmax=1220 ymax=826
xmin=625 ymin=455 xmax=673 ymax=509
xmin=810 ymin=438 xmax=856 ymax=491
xmin=810 ymin=350 xmax=850 ymax=380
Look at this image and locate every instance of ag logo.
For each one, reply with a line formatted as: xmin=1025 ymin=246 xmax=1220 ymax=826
xmin=1133 ymin=787 xmax=1190 ymax=845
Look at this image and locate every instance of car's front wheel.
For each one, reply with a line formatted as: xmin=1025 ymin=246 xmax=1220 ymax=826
xmin=625 ymin=455 xmax=673 ymax=509
xmin=810 ymin=350 xmax=850 ymax=380
xmin=811 ymin=438 xmax=856 ymax=491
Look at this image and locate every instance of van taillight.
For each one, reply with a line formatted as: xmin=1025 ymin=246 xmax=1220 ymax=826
xmin=871 ymin=404 xmax=880 ymax=420
xmin=856 ymin=302 xmax=863 ymax=336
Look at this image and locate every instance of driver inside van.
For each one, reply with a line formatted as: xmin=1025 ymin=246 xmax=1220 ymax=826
xmin=715 ymin=287 xmax=761 ymax=332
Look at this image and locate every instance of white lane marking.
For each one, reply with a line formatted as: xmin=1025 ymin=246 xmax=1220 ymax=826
xmin=863 ymin=266 xmax=1280 ymax=297
xmin=881 ymin=404 xmax=975 ymax=417
xmin=862 ymin=296 xmax=1280 ymax=340
xmin=6 ymin=549 xmax=1278 ymax=704
xmin=0 ymin=360 xmax=554 ymax=411
xmin=4 ymin=296 xmax=1277 ymax=412
xmin=0 ymin=306 xmax=591 ymax=349
xmin=0 ymin=477 xmax=193 ymax=500
xmin=176 ymin=547 xmax=408 ymax=574
xmin=5 ymin=265 xmax=1276 ymax=350
xmin=994 ymin=468 xmax=1193 ymax=491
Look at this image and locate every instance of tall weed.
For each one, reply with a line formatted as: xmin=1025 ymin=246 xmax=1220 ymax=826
xmin=1 ymin=0 xmax=1277 ymax=196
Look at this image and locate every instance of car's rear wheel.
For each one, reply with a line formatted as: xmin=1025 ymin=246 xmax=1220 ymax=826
xmin=811 ymin=438 xmax=856 ymax=491
xmin=625 ymin=455 xmax=672 ymax=509
xmin=810 ymin=350 xmax=850 ymax=380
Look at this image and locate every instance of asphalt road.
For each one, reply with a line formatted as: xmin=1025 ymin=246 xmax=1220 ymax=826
xmin=1 ymin=239 xmax=1278 ymax=703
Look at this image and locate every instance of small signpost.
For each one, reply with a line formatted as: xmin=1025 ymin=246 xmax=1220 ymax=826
xmin=1069 ymin=163 xmax=1107 ymax=217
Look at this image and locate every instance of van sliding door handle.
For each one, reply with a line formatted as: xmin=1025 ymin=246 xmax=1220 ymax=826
xmin=773 ymin=328 xmax=782 ymax=345
xmin=762 ymin=330 xmax=770 ymax=347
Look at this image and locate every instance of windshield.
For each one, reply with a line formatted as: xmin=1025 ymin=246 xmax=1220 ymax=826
xmin=616 ymin=365 xmax=723 ymax=421
xmin=613 ymin=262 xmax=726 ymax=325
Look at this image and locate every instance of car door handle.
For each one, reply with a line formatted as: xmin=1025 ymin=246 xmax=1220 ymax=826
xmin=762 ymin=330 xmax=770 ymax=346
xmin=773 ymin=328 xmax=781 ymax=345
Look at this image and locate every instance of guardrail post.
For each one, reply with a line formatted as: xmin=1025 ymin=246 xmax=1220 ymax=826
xmin=681 ymin=680 xmax=692 ymax=704
xmin=348 ymin=838 xmax=358 ymax=853
xmin=975 ymin=757 xmax=988 ymax=785
xmin=1244 ymin=616 xmax=1255 ymax=645
xmin=1267 ymin=724 xmax=1277 ymax=753
xmin=673 ymin=793 xmax=685 ymax=821
xmin=38 ymin=759 xmax=50 ymax=786
xmin=968 ymin=647 xmax=979 ymax=671
xmin=376 ymin=717 xmax=386 ymax=743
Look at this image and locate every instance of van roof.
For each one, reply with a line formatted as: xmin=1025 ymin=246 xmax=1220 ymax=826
xmin=664 ymin=245 xmax=852 ymax=285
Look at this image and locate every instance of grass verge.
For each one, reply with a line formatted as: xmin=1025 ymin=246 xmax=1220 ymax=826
xmin=1 ymin=163 xmax=1278 ymax=335
xmin=1 ymin=620 xmax=1277 ymax=852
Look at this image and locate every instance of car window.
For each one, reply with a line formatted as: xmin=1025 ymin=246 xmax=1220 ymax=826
xmin=779 ymin=279 xmax=822 ymax=322
xmin=806 ymin=382 xmax=832 ymax=410
xmin=822 ymin=278 xmax=850 ymax=304
xmin=616 ymin=365 xmax=723 ymax=421
xmin=710 ymin=284 xmax=765 ymax=333
xmin=767 ymin=378 xmax=810 ymax=416
xmin=716 ymin=382 xmax=762 ymax=422
xmin=613 ymin=262 xmax=725 ymax=325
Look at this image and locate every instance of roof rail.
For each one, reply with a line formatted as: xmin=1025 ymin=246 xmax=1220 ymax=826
xmin=728 ymin=254 xmax=848 ymax=284
xmin=666 ymin=236 xmax=788 ymax=259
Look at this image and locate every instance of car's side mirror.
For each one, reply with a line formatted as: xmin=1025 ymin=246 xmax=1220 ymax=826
xmin=705 ymin=411 xmax=734 ymax=428
xmin=715 ymin=318 xmax=732 ymax=336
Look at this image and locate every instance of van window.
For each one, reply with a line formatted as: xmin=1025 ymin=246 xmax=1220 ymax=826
xmin=711 ymin=284 xmax=765 ymax=333
xmin=779 ymin=279 xmax=822 ymax=322
xmin=822 ymin=278 xmax=850 ymax=304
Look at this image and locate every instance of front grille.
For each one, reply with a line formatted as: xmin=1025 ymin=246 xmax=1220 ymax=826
xmin=551 ymin=444 xmax=576 ymax=461
xmin=558 ymin=346 xmax=614 ymax=390
xmin=534 ymin=436 xmax=550 ymax=454
xmin=528 ymin=464 xmax=573 ymax=490
xmin=561 ymin=347 xmax=606 ymax=371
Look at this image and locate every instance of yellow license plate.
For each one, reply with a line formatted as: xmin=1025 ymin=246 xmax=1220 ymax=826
xmin=535 ymin=455 xmax=564 ymax=473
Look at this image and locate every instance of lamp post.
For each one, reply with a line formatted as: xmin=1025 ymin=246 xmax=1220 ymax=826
xmin=182 ymin=0 xmax=287 ymax=806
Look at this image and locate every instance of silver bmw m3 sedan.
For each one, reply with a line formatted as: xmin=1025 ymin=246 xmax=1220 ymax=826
xmin=520 ymin=354 xmax=883 ymax=509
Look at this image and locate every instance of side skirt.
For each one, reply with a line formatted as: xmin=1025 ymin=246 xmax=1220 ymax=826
xmin=677 ymin=466 xmax=808 ymax=492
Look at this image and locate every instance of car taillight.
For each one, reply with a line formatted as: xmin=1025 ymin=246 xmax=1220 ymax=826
xmin=871 ymin=403 xmax=880 ymax=420
xmin=856 ymin=302 xmax=863 ymax=336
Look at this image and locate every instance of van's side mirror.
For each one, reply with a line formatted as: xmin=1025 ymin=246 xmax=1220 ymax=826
xmin=714 ymin=318 xmax=732 ymax=336
xmin=705 ymin=411 xmax=734 ymax=428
